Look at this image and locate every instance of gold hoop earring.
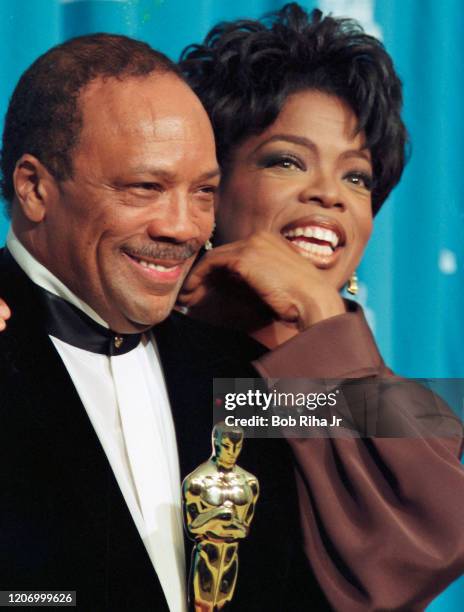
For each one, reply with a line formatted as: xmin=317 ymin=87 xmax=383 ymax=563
xmin=346 ymin=271 xmax=358 ymax=296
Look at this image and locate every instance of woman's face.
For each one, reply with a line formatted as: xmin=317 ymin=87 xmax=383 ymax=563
xmin=215 ymin=90 xmax=373 ymax=291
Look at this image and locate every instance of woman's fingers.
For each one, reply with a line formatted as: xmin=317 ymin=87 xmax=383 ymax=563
xmin=181 ymin=246 xmax=242 ymax=294
xmin=177 ymin=284 xmax=209 ymax=306
xmin=0 ymin=299 xmax=11 ymax=330
xmin=180 ymin=230 xmax=345 ymax=328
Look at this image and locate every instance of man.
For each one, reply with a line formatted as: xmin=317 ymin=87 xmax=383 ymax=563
xmin=1 ymin=34 xmax=464 ymax=612
xmin=0 ymin=34 xmax=324 ymax=611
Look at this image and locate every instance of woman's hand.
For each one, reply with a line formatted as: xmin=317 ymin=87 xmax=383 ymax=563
xmin=178 ymin=230 xmax=345 ymax=331
xmin=0 ymin=299 xmax=11 ymax=331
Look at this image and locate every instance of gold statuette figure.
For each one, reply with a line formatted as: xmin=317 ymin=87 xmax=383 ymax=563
xmin=182 ymin=423 xmax=259 ymax=611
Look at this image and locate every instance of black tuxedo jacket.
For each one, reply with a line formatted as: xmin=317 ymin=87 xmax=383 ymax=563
xmin=0 ymin=250 xmax=329 ymax=611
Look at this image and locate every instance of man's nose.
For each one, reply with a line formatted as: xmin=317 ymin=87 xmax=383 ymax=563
xmin=146 ymin=192 xmax=201 ymax=243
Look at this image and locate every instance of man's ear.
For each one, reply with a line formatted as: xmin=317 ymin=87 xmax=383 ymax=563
xmin=13 ymin=154 xmax=57 ymax=223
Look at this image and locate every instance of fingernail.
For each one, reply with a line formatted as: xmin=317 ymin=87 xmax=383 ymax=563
xmin=0 ymin=306 xmax=10 ymax=318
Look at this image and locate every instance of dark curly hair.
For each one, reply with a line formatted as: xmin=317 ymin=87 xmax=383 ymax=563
xmin=1 ymin=33 xmax=180 ymax=212
xmin=180 ymin=3 xmax=407 ymax=213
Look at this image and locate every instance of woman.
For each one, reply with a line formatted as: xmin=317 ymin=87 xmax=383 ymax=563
xmin=177 ymin=4 xmax=404 ymax=351
xmin=175 ymin=4 xmax=464 ymax=611
xmin=0 ymin=4 xmax=463 ymax=611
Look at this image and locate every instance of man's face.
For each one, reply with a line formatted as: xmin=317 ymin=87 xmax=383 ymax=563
xmin=35 ymin=73 xmax=219 ymax=332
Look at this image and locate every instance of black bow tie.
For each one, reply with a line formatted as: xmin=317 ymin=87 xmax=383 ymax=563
xmin=37 ymin=286 xmax=142 ymax=356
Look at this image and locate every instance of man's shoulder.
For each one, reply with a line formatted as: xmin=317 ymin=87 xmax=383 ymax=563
xmin=0 ymin=247 xmax=51 ymax=376
xmin=0 ymin=247 xmax=35 ymax=311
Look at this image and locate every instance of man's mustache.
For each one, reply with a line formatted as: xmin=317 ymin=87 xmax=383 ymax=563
xmin=123 ymin=240 xmax=201 ymax=261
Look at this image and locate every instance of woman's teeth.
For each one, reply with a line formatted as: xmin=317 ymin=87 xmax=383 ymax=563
xmin=292 ymin=240 xmax=333 ymax=257
xmin=283 ymin=226 xmax=339 ymax=249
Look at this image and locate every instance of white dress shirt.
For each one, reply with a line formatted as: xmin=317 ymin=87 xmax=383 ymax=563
xmin=7 ymin=230 xmax=186 ymax=612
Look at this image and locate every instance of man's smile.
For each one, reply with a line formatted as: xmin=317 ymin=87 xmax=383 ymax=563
xmin=122 ymin=250 xmax=188 ymax=285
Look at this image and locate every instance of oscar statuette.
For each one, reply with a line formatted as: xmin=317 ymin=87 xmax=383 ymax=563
xmin=182 ymin=423 xmax=259 ymax=611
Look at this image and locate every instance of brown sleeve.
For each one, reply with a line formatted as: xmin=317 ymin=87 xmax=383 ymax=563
xmin=254 ymin=301 xmax=383 ymax=379
xmin=253 ymin=303 xmax=464 ymax=611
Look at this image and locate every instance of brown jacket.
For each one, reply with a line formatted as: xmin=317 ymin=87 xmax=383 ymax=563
xmin=254 ymin=302 xmax=464 ymax=611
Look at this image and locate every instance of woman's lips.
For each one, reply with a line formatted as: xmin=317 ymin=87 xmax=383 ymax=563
xmin=281 ymin=215 xmax=346 ymax=268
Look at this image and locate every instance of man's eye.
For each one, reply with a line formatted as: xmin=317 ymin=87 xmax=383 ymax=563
xmin=262 ymin=154 xmax=305 ymax=171
xmin=197 ymin=185 xmax=218 ymax=196
xmin=129 ymin=182 xmax=162 ymax=191
xmin=344 ymin=172 xmax=374 ymax=191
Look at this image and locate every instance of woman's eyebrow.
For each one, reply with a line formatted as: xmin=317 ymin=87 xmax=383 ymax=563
xmin=251 ymin=133 xmax=372 ymax=163
xmin=251 ymin=134 xmax=317 ymax=155
xmin=340 ymin=149 xmax=372 ymax=163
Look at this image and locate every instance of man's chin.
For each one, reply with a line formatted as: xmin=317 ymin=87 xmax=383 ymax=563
xmin=123 ymin=296 xmax=178 ymax=331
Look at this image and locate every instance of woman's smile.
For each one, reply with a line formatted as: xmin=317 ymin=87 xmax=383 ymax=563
xmin=281 ymin=214 xmax=346 ymax=268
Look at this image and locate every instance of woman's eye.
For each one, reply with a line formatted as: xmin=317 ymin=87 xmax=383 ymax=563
xmin=345 ymin=172 xmax=374 ymax=191
xmin=262 ymin=154 xmax=305 ymax=171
